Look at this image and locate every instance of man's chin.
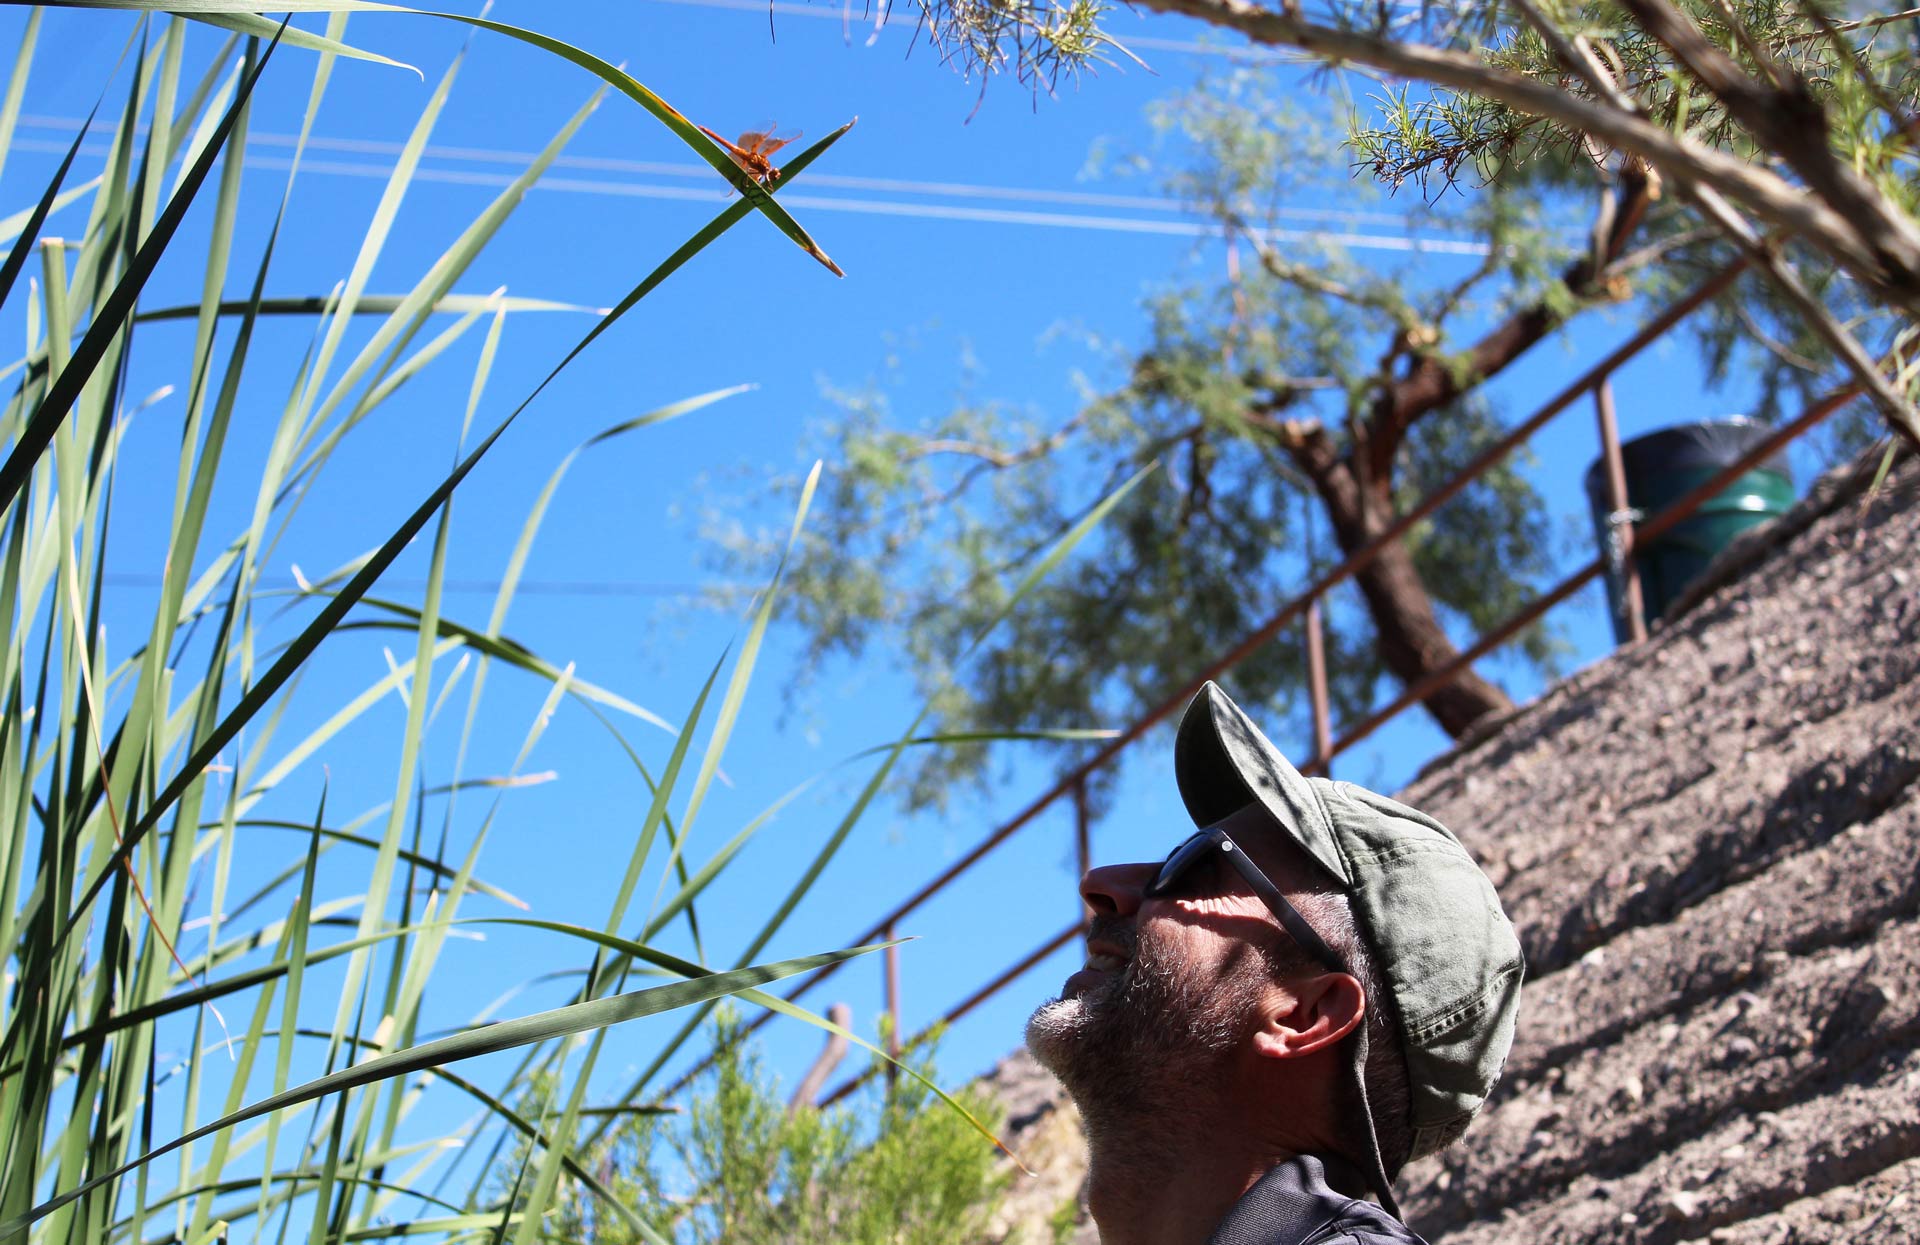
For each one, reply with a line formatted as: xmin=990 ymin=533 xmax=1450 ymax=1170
xmin=1024 ymin=995 xmax=1092 ymax=1080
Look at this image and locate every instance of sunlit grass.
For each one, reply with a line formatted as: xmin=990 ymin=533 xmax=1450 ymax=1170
xmin=0 ymin=10 xmax=1140 ymax=1244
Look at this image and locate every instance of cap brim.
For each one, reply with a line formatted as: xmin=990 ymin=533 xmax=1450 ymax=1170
xmin=1173 ymin=681 xmax=1351 ymax=888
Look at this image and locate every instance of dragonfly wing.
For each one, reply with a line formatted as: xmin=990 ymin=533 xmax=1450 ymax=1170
xmin=732 ymin=121 xmax=778 ymax=152
xmin=758 ymin=128 xmax=802 ymax=157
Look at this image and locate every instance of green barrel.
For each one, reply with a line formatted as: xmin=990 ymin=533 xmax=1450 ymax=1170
xmin=1585 ymin=417 xmax=1795 ymax=645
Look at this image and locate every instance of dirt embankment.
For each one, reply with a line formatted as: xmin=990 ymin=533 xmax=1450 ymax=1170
xmin=983 ymin=454 xmax=1920 ymax=1244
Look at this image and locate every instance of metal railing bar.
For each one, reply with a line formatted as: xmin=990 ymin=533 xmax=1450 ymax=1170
xmin=1595 ymin=378 xmax=1649 ymax=643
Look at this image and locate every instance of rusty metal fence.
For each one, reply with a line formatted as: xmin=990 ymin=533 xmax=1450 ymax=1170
xmin=669 ymin=253 xmax=1861 ymax=1105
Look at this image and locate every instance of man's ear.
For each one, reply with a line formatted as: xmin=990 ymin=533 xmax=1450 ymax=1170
xmin=1250 ymin=973 xmax=1364 ymax=1060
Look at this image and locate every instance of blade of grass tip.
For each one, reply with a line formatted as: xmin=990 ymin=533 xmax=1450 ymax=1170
xmin=183 ymin=9 xmax=421 ymax=75
xmin=58 ymin=91 xmax=821 ymax=947
xmin=423 ymin=651 xmax=470 ymax=730
xmin=0 ymin=178 xmax=103 ymax=248
xmin=235 ymin=635 xmax=463 ymax=818
xmin=0 ymin=6 xmax=43 ymax=184
xmin=0 ymin=21 xmax=281 ymax=520
xmin=457 ymin=294 xmax=504 ymax=446
xmin=646 ymin=462 xmax=820 ymax=924
xmin=497 ymin=382 xmax=754 ymax=638
xmin=0 ymin=89 xmax=111 ymax=326
xmin=285 ymin=24 xmax=471 ymax=456
xmin=443 ymin=383 xmax=742 ymax=830
xmin=0 ymin=945 xmax=884 ymax=1238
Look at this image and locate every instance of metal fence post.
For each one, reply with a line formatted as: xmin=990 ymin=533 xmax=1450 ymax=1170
xmin=884 ymin=923 xmax=900 ymax=1090
xmin=1306 ymin=597 xmax=1333 ymax=777
xmin=1595 ymin=377 xmax=1649 ymax=644
xmin=1073 ymin=776 xmax=1092 ymax=928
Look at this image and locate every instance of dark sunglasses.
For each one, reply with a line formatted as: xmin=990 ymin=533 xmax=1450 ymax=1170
xmin=1143 ymin=804 xmax=1348 ymax=975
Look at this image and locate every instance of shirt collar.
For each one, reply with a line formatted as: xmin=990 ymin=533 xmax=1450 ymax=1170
xmin=1205 ymin=1153 xmax=1375 ymax=1245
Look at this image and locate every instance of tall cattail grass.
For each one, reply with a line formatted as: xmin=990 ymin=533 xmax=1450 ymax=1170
xmin=0 ymin=10 xmax=1144 ymax=1244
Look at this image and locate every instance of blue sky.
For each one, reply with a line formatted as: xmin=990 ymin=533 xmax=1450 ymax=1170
xmin=1 ymin=0 xmax=1814 ymax=1194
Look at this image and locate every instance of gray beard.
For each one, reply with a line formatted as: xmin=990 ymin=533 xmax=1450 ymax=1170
xmin=1025 ymin=918 xmax=1261 ymax=1128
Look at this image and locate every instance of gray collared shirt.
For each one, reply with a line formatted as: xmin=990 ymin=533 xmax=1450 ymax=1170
xmin=1206 ymin=1154 xmax=1428 ymax=1245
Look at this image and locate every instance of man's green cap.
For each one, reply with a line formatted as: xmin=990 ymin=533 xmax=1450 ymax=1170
xmin=1174 ymin=681 xmax=1524 ymax=1166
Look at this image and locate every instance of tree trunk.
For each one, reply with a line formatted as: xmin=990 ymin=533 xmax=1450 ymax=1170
xmin=1348 ymin=521 xmax=1514 ymax=738
xmin=1291 ymin=431 xmax=1513 ymax=738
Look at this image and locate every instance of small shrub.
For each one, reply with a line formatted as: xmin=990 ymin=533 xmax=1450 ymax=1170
xmin=523 ymin=1008 xmax=1009 ymax=1245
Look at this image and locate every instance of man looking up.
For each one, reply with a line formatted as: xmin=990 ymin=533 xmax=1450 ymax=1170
xmin=1027 ymin=682 xmax=1524 ymax=1245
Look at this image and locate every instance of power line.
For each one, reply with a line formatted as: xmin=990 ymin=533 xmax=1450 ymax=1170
xmin=17 ymin=113 xmax=1440 ymax=230
xmin=8 ymin=129 xmax=1495 ymax=254
xmin=101 ymin=572 xmax=746 ymax=598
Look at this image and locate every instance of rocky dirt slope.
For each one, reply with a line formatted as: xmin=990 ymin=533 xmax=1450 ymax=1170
xmin=983 ymin=452 xmax=1920 ymax=1244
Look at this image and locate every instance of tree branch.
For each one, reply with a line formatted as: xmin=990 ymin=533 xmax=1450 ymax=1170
xmin=1361 ymin=165 xmax=1655 ymax=479
xmin=1502 ymin=0 xmax=1920 ymax=444
xmin=1615 ymin=0 xmax=1920 ymax=297
xmin=901 ymin=412 xmax=1089 ymax=511
xmin=1128 ymin=0 xmax=1920 ymax=311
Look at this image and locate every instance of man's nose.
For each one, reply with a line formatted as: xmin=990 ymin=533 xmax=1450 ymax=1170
xmin=1079 ymin=862 xmax=1158 ymax=917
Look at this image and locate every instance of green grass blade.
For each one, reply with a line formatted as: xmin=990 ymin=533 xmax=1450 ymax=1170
xmin=183 ymin=8 xmax=420 ymax=74
xmin=59 ymin=153 xmax=833 ymax=1029
xmin=647 ymin=463 xmax=819 ymax=921
xmin=0 ymin=945 xmax=885 ymax=1238
xmin=132 ymin=293 xmax=603 ymax=322
xmin=467 ymin=919 xmax=1020 ymax=1166
xmin=0 ymin=26 xmax=277 ymax=518
xmin=0 ymin=5 xmax=42 ymax=183
xmin=0 ymin=95 xmax=106 ymax=327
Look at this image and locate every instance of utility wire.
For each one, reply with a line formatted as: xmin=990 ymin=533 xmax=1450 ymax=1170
xmin=100 ymin=572 xmax=748 ymax=598
xmin=15 ymin=113 xmax=1441 ymax=229
xmin=9 ymin=127 xmax=1495 ymax=254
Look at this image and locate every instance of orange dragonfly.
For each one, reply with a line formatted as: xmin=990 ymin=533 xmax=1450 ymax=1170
xmin=697 ymin=122 xmax=801 ymax=187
